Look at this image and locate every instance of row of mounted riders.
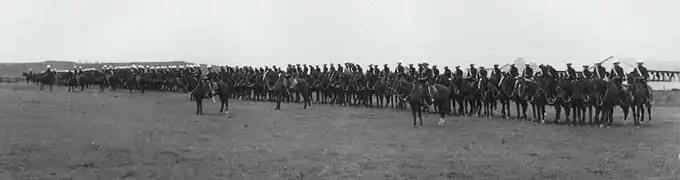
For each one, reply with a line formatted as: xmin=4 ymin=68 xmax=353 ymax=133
xmin=22 ymin=67 xmax=653 ymax=127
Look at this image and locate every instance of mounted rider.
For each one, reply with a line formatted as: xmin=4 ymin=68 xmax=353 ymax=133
xmin=515 ymin=63 xmax=533 ymax=89
xmin=581 ymin=65 xmax=592 ymax=79
xmin=467 ymin=64 xmax=478 ymax=81
xmin=478 ymin=66 xmax=488 ymax=90
xmin=509 ymin=63 xmax=519 ymax=78
xmin=593 ymin=62 xmax=607 ymax=80
xmin=382 ymin=64 xmax=391 ymax=77
xmin=454 ymin=65 xmax=463 ymax=79
xmin=566 ymin=62 xmax=577 ymax=81
xmin=432 ymin=65 xmax=440 ymax=78
xmin=609 ymin=60 xmax=626 ymax=102
xmin=632 ymin=60 xmax=653 ymax=100
xmin=491 ymin=64 xmax=502 ymax=83
xmin=417 ymin=62 xmax=434 ymax=105
xmin=442 ymin=66 xmax=451 ymax=79
xmin=544 ymin=64 xmax=559 ymax=97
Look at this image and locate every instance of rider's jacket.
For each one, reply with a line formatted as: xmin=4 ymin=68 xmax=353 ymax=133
xmin=523 ymin=67 xmax=533 ymax=78
xmin=443 ymin=68 xmax=452 ymax=78
xmin=582 ymin=69 xmax=592 ymax=79
xmin=454 ymin=68 xmax=463 ymax=78
xmin=478 ymin=69 xmax=487 ymax=79
xmin=594 ymin=66 xmax=606 ymax=79
xmin=633 ymin=65 xmax=649 ymax=79
xmin=396 ymin=65 xmax=404 ymax=74
xmin=548 ymin=66 xmax=558 ymax=78
xmin=609 ymin=65 xmax=625 ymax=79
xmin=509 ymin=66 xmax=519 ymax=77
xmin=421 ymin=68 xmax=433 ymax=80
xmin=382 ymin=66 xmax=390 ymax=75
xmin=491 ymin=67 xmax=502 ymax=80
xmin=566 ymin=66 xmax=576 ymax=80
xmin=468 ymin=67 xmax=478 ymax=79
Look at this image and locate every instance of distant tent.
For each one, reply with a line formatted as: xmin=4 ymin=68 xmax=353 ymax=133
xmin=498 ymin=57 xmax=541 ymax=72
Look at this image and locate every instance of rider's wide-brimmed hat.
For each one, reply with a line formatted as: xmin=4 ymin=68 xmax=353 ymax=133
xmin=582 ymin=64 xmax=589 ymax=67
xmin=613 ymin=60 xmax=620 ymax=64
xmin=637 ymin=59 xmax=644 ymax=64
xmin=469 ymin=64 xmax=475 ymax=66
xmin=46 ymin=65 xmax=51 ymax=68
xmin=566 ymin=62 xmax=572 ymax=65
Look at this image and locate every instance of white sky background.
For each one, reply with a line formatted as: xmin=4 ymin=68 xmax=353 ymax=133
xmin=1 ymin=0 xmax=678 ymax=68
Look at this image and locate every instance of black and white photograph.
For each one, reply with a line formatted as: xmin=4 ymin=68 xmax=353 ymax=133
xmin=1 ymin=0 xmax=679 ymax=179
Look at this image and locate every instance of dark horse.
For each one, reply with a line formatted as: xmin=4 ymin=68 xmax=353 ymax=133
xmin=290 ymin=77 xmax=312 ymax=109
xmin=627 ymin=73 xmax=653 ymax=127
xmin=264 ymin=72 xmax=289 ymax=110
xmin=264 ymin=72 xmax=311 ymax=110
xmin=22 ymin=72 xmax=36 ymax=84
xmin=392 ymin=79 xmax=427 ymax=128
xmin=190 ymin=80 xmax=211 ymax=115
xmin=35 ymin=71 xmax=55 ymax=92
xmin=427 ymin=84 xmax=451 ymax=126
xmin=214 ymin=81 xmax=232 ymax=114
xmin=497 ymin=74 xmax=515 ymax=119
xmin=595 ymin=78 xmax=630 ymax=127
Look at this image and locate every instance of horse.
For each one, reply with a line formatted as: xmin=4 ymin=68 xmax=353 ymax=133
xmin=76 ymin=73 xmax=94 ymax=92
xmin=64 ymin=73 xmax=79 ymax=92
xmin=214 ymin=81 xmax=232 ymax=114
xmin=627 ymin=74 xmax=653 ymax=127
xmin=22 ymin=72 xmax=35 ymax=84
xmin=529 ymin=76 xmax=555 ymax=123
xmin=392 ymin=79 xmax=428 ymax=128
xmin=190 ymin=80 xmax=211 ymax=115
xmin=497 ymin=74 xmax=515 ymax=119
xmin=513 ymin=77 xmax=535 ymax=120
xmin=264 ymin=72 xmax=289 ymax=110
xmin=427 ymin=83 xmax=451 ymax=126
xmin=480 ymin=81 xmax=499 ymax=118
xmin=35 ymin=71 xmax=55 ymax=92
xmin=559 ymin=78 xmax=590 ymax=126
xmin=370 ymin=76 xmax=389 ymax=108
xmin=290 ymin=77 xmax=312 ymax=109
xmin=555 ymin=78 xmax=578 ymax=125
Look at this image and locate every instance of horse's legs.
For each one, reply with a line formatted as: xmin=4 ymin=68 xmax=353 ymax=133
xmin=417 ymin=105 xmax=423 ymax=126
xmin=522 ymin=102 xmax=529 ymax=120
xmin=646 ymin=103 xmax=652 ymax=125
xmin=554 ymin=104 xmax=561 ymax=124
xmin=195 ymin=98 xmax=201 ymax=115
xmin=410 ymin=104 xmax=418 ymax=128
xmin=275 ymin=90 xmax=282 ymax=110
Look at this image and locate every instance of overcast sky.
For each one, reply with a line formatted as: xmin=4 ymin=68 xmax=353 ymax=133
xmin=1 ymin=0 xmax=678 ymax=68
